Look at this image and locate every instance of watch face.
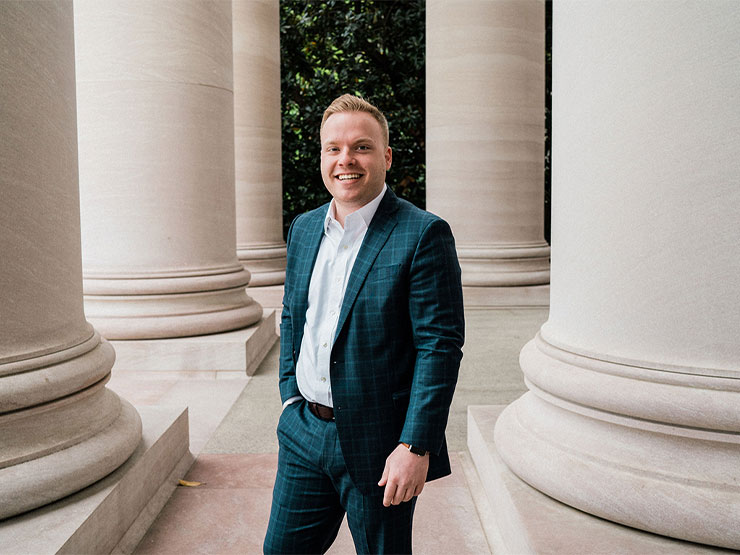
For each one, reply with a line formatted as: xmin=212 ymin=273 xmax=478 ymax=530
xmin=408 ymin=444 xmax=427 ymax=456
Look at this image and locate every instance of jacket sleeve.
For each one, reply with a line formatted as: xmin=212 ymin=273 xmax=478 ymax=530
xmin=278 ymin=218 xmax=301 ymax=403
xmin=400 ymin=217 xmax=465 ymax=454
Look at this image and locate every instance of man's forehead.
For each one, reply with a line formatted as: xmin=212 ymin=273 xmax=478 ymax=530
xmin=321 ymin=132 xmax=378 ymax=145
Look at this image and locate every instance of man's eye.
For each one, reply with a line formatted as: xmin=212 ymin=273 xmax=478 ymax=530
xmin=357 ymin=145 xmax=370 ymax=151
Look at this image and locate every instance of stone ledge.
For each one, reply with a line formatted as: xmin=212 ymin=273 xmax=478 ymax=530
xmin=0 ymin=406 xmax=191 ymax=555
xmin=466 ymin=405 xmax=725 ymax=554
xmin=463 ymin=285 xmax=550 ymax=308
xmin=110 ymin=310 xmax=277 ymax=375
xmin=246 ymin=284 xmax=284 ymax=310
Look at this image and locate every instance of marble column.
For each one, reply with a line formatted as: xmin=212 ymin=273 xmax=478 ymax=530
xmin=494 ymin=1 xmax=740 ymax=549
xmin=426 ymin=0 xmax=550 ymax=307
xmin=233 ymin=0 xmax=286 ymax=308
xmin=0 ymin=1 xmax=141 ymax=519
xmin=74 ymin=0 xmax=263 ymax=340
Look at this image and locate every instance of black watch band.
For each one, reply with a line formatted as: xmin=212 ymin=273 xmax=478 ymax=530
xmin=401 ymin=442 xmax=428 ymax=456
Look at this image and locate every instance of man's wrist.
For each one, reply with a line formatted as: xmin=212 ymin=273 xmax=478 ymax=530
xmin=400 ymin=442 xmax=428 ymax=457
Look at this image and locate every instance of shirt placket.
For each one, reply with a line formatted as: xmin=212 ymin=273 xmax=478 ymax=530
xmin=315 ymin=223 xmax=348 ymax=404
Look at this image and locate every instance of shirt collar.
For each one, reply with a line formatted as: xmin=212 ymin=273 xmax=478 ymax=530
xmin=325 ymin=184 xmax=387 ymax=233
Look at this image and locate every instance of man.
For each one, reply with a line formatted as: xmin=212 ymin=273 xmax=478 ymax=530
xmin=264 ymin=94 xmax=464 ymax=554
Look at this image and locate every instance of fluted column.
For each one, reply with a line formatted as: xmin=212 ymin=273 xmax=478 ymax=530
xmin=233 ymin=0 xmax=286 ymax=292
xmin=495 ymin=1 xmax=740 ymax=549
xmin=426 ymin=0 xmax=550 ymax=303
xmin=75 ymin=0 xmax=263 ymax=339
xmin=0 ymin=1 xmax=141 ymax=519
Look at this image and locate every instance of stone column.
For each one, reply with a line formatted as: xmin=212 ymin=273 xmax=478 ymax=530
xmin=233 ymin=0 xmax=286 ymax=308
xmin=0 ymin=1 xmax=141 ymax=519
xmin=74 ymin=0 xmax=263 ymax=340
xmin=426 ymin=0 xmax=550 ymax=307
xmin=494 ymin=1 xmax=740 ymax=549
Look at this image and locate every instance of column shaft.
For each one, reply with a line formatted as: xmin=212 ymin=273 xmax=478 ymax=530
xmin=0 ymin=0 xmax=140 ymax=519
xmin=75 ymin=0 xmax=263 ymax=339
xmin=426 ymin=0 xmax=550 ymax=296
xmin=495 ymin=1 xmax=740 ymax=549
xmin=233 ymin=0 xmax=286 ymax=289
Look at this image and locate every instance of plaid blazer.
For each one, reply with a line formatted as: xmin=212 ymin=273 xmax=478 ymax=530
xmin=279 ymin=188 xmax=465 ymax=494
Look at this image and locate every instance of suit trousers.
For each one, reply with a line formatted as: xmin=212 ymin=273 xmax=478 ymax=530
xmin=264 ymin=399 xmax=416 ymax=554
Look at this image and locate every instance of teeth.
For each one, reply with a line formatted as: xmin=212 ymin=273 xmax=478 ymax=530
xmin=337 ymin=174 xmax=361 ymax=181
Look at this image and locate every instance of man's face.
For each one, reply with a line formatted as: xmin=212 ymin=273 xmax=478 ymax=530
xmin=320 ymin=111 xmax=392 ymax=213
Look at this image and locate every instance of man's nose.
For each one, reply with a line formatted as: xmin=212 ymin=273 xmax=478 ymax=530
xmin=338 ymin=148 xmax=355 ymax=165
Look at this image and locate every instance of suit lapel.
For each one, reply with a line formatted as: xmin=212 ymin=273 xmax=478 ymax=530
xmin=334 ymin=189 xmax=400 ymax=341
xmin=293 ymin=205 xmax=328 ymax=343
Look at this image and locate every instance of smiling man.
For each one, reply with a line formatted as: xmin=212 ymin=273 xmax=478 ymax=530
xmin=263 ymin=94 xmax=464 ymax=555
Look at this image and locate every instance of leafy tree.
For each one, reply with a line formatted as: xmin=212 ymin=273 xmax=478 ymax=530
xmin=280 ymin=0 xmax=426 ymax=237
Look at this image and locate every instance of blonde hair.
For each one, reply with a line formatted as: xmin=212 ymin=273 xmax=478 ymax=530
xmin=320 ymin=94 xmax=389 ymax=147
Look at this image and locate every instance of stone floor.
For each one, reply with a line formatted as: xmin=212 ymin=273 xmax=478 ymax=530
xmin=108 ymin=307 xmax=549 ymax=554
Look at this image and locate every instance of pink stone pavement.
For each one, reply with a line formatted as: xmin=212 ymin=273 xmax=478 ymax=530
xmin=133 ymin=452 xmax=490 ymax=555
xmin=108 ymin=307 xmax=551 ymax=554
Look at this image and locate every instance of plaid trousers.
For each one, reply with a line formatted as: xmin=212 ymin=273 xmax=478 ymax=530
xmin=264 ymin=399 xmax=416 ymax=555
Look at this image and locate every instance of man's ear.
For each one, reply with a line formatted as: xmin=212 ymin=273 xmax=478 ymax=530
xmin=385 ymin=146 xmax=392 ymax=170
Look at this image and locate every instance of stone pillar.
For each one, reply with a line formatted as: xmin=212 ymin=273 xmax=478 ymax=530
xmin=494 ymin=1 xmax=740 ymax=549
xmin=233 ymin=0 xmax=286 ymax=308
xmin=74 ymin=0 xmax=263 ymax=340
xmin=0 ymin=1 xmax=141 ymax=519
xmin=426 ymin=0 xmax=550 ymax=307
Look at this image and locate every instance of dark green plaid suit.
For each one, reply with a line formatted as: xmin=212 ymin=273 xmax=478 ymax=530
xmin=266 ymin=188 xmax=464 ymax=553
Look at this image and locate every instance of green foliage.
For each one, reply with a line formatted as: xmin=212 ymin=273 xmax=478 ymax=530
xmin=280 ymin=0 xmax=426 ymax=237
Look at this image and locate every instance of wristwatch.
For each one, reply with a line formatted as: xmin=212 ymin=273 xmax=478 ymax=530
xmin=400 ymin=442 xmax=428 ymax=456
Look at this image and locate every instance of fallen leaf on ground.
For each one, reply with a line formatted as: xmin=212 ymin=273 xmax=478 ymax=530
xmin=178 ymin=479 xmax=204 ymax=487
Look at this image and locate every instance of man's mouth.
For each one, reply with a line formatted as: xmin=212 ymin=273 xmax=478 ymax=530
xmin=336 ymin=173 xmax=362 ymax=181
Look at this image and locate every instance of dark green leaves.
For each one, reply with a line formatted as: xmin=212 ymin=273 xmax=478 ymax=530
xmin=280 ymin=0 xmax=426 ymax=237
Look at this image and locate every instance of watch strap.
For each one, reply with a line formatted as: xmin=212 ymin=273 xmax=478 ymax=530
xmin=400 ymin=442 xmax=428 ymax=456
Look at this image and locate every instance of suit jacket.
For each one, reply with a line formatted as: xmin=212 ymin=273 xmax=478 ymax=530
xmin=279 ymin=187 xmax=465 ymax=494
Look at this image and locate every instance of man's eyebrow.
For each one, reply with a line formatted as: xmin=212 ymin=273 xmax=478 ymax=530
xmin=321 ymin=137 xmax=377 ymax=146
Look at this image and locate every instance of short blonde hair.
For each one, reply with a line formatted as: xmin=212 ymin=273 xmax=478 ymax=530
xmin=320 ymin=94 xmax=389 ymax=147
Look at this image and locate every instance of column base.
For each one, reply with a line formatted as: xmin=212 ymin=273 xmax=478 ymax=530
xmin=110 ymin=310 xmax=277 ymax=376
xmin=0 ymin=405 xmax=191 ymax=555
xmin=467 ymin=405 xmax=723 ymax=554
xmin=247 ymin=283 xmax=284 ymax=309
xmin=463 ymin=284 xmax=550 ymax=308
xmin=237 ymin=242 xmax=287 ymax=287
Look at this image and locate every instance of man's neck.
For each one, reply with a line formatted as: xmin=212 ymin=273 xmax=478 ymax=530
xmin=330 ymin=185 xmax=387 ymax=228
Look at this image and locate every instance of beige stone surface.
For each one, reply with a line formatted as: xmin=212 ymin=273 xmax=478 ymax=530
xmin=426 ymin=0 xmax=550 ymax=293
xmin=469 ymin=406 xmax=723 ymax=554
xmin=494 ymin=2 xmax=740 ymax=550
xmin=74 ymin=0 xmax=263 ymax=339
xmin=233 ymin=0 xmax=286 ymax=288
xmin=109 ymin=310 xmax=277 ymax=375
xmin=0 ymin=406 xmax=190 ymax=555
xmin=541 ymin=1 xmax=740 ymax=374
xmin=0 ymin=0 xmax=141 ymax=520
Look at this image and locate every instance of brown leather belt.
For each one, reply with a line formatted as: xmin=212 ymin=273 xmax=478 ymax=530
xmin=307 ymin=401 xmax=335 ymax=421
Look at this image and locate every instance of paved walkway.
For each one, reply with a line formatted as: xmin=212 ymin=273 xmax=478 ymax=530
xmin=108 ymin=308 xmax=548 ymax=554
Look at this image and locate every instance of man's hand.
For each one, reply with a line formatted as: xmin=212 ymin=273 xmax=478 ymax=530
xmin=377 ymin=444 xmax=430 ymax=507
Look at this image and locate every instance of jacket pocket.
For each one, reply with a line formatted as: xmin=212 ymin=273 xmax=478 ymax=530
xmin=366 ymin=263 xmax=403 ymax=283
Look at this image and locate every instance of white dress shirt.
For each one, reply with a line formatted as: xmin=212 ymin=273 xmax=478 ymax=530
xmin=286 ymin=185 xmax=387 ymax=408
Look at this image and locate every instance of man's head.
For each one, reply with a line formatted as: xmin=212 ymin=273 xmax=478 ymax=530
xmin=320 ymin=94 xmax=392 ymax=221
xmin=321 ymin=94 xmax=389 ymax=148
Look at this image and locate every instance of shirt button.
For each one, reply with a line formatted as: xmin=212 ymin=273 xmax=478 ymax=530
xmin=330 ymin=310 xmax=336 ymax=316
xmin=343 ymin=245 xmax=348 ymax=250
xmin=321 ymin=377 xmax=327 ymax=383
xmin=335 ymin=277 xmax=341 ymax=283
xmin=322 ymin=342 xmax=328 ymax=348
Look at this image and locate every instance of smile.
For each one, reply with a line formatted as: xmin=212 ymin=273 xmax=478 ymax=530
xmin=337 ymin=173 xmax=362 ymax=181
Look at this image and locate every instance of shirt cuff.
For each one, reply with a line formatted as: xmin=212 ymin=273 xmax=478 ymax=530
xmin=282 ymin=396 xmax=303 ymax=409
